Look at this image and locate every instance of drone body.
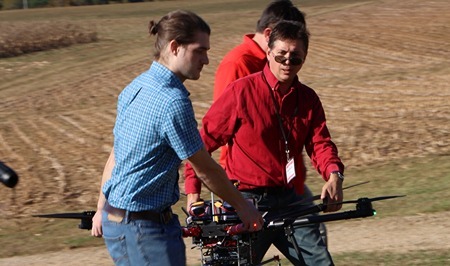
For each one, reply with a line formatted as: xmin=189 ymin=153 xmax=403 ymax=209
xmin=183 ymin=199 xmax=272 ymax=266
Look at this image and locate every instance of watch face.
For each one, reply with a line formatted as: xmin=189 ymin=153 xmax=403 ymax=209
xmin=332 ymin=171 xmax=344 ymax=181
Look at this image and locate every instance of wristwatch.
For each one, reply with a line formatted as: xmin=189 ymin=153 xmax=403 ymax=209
xmin=331 ymin=171 xmax=344 ymax=182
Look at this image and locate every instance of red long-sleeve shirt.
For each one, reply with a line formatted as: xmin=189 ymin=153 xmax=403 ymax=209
xmin=185 ymin=64 xmax=344 ymax=195
xmin=213 ymin=34 xmax=267 ymax=101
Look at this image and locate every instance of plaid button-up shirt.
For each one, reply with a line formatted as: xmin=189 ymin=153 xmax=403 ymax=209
xmin=103 ymin=61 xmax=203 ymax=212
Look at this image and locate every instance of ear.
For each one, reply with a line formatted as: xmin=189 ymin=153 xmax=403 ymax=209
xmin=169 ymin=40 xmax=179 ymax=56
xmin=263 ymin=28 xmax=272 ymax=42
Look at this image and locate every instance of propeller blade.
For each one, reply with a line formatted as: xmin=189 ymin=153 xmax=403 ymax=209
xmin=366 ymin=195 xmax=406 ymax=202
xmin=33 ymin=211 xmax=95 ymax=219
xmin=324 ymin=195 xmax=406 ymax=207
xmin=288 ymin=181 xmax=371 ymax=207
xmin=342 ymin=180 xmax=371 ymax=190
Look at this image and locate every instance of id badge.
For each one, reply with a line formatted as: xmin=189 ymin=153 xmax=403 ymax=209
xmin=286 ymin=157 xmax=296 ymax=183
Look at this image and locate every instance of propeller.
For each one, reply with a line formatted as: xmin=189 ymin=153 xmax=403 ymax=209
xmin=264 ymin=195 xmax=406 ymax=223
xmin=33 ymin=211 xmax=95 ymax=230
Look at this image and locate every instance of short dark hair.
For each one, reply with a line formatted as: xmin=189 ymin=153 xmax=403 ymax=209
xmin=268 ymin=20 xmax=310 ymax=54
xmin=148 ymin=10 xmax=211 ymax=60
xmin=256 ymin=0 xmax=306 ymax=33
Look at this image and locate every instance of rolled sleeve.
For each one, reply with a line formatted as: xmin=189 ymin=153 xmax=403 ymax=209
xmin=163 ymin=99 xmax=203 ymax=160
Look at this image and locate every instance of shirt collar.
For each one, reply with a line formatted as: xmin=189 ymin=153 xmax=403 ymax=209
xmin=243 ymin=34 xmax=266 ymax=61
xmin=150 ymin=61 xmax=190 ymax=97
xmin=262 ymin=63 xmax=300 ymax=93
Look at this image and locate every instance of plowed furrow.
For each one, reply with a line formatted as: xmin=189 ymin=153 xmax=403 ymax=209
xmin=57 ymin=114 xmax=100 ymax=139
xmin=7 ymin=122 xmax=68 ymax=211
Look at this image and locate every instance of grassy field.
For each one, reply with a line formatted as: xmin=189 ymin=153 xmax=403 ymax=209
xmin=0 ymin=0 xmax=449 ymax=264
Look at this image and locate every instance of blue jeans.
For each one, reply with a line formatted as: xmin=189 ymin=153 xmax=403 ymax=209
xmin=102 ymin=210 xmax=186 ymax=266
xmin=241 ymin=186 xmax=334 ymax=266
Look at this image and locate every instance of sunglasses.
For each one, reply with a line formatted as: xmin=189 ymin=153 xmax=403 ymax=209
xmin=271 ymin=52 xmax=304 ymax=66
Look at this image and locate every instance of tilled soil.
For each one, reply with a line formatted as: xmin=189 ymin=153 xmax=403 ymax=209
xmin=0 ymin=0 xmax=449 ymax=264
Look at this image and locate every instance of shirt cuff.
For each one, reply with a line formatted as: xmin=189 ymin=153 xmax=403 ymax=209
xmin=325 ymin=165 xmax=342 ymax=181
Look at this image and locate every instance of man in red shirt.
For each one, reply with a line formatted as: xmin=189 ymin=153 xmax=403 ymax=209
xmin=185 ymin=20 xmax=344 ymax=265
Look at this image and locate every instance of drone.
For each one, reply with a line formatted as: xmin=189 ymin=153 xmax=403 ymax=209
xmin=180 ymin=192 xmax=404 ymax=266
xmin=34 ymin=181 xmax=405 ymax=266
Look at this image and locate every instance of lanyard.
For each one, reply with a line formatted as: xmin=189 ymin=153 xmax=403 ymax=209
xmin=262 ymin=73 xmax=298 ymax=162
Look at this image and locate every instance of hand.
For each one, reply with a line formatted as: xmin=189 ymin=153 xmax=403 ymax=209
xmin=321 ymin=173 xmax=344 ymax=213
xmin=91 ymin=209 xmax=103 ymax=237
xmin=187 ymin=193 xmax=201 ymax=211
xmin=235 ymin=200 xmax=264 ymax=232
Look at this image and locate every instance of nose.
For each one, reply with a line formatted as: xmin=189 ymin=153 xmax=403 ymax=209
xmin=203 ymin=54 xmax=209 ymax=65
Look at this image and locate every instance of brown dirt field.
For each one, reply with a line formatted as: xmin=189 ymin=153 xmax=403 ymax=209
xmin=0 ymin=0 xmax=449 ymax=264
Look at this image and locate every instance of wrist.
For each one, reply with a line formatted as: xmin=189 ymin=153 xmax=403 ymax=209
xmin=330 ymin=171 xmax=344 ymax=182
xmin=187 ymin=193 xmax=201 ymax=203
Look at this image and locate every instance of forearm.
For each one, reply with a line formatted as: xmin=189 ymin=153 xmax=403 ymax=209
xmin=306 ymin=123 xmax=344 ymax=180
xmin=97 ymin=148 xmax=115 ymax=210
xmin=187 ymin=148 xmax=263 ymax=231
xmin=187 ymin=149 xmax=247 ymax=212
xmin=198 ymin=162 xmax=245 ymax=208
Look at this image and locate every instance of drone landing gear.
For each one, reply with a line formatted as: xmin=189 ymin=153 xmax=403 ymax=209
xmin=259 ymin=255 xmax=281 ymax=266
xmin=284 ymin=225 xmax=306 ymax=266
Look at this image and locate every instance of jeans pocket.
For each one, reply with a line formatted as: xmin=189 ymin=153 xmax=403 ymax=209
xmin=102 ymin=220 xmax=128 ymax=265
xmin=135 ymin=218 xmax=186 ymax=265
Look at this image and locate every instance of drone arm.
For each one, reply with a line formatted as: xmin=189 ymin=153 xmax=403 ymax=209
xmin=266 ymin=202 xmax=375 ymax=229
xmin=263 ymin=203 xmax=326 ymax=223
xmin=33 ymin=211 xmax=96 ymax=230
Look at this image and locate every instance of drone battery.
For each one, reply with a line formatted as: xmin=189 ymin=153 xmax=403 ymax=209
xmin=219 ymin=202 xmax=239 ymax=222
xmin=189 ymin=201 xmax=207 ymax=217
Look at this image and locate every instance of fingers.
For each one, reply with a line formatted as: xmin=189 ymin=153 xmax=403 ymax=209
xmin=243 ymin=220 xmax=262 ymax=232
xmin=238 ymin=202 xmax=264 ymax=232
xmin=91 ymin=212 xmax=103 ymax=237
xmin=250 ymin=212 xmax=264 ymax=232
xmin=249 ymin=218 xmax=264 ymax=231
xmin=91 ymin=227 xmax=102 ymax=237
xmin=321 ymin=179 xmax=344 ymax=212
xmin=324 ymin=201 xmax=341 ymax=212
xmin=323 ymin=192 xmax=343 ymax=212
xmin=91 ymin=222 xmax=103 ymax=237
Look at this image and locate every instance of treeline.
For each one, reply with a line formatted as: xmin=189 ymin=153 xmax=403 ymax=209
xmin=0 ymin=0 xmax=153 ymax=10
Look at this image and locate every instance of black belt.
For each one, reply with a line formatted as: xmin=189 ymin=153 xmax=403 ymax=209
xmin=129 ymin=209 xmax=173 ymax=224
xmin=105 ymin=202 xmax=173 ymax=224
xmin=240 ymin=186 xmax=293 ymax=195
